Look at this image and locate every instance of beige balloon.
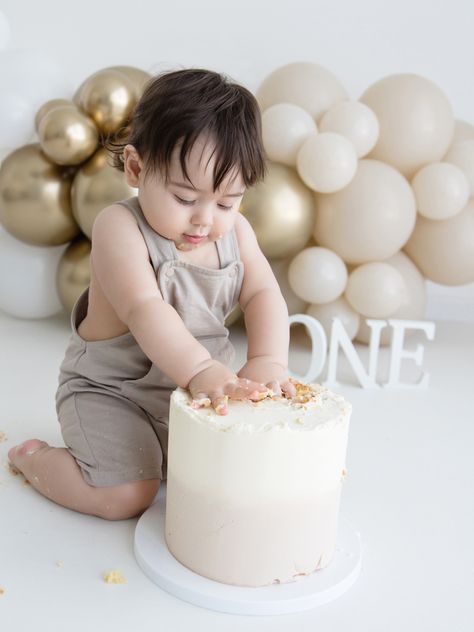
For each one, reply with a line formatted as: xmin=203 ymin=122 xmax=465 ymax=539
xmin=411 ymin=162 xmax=469 ymax=220
xmin=318 ymin=100 xmax=379 ymax=158
xmin=240 ymin=162 xmax=316 ymax=259
xmin=269 ymin=257 xmax=308 ymax=315
xmin=0 ymin=144 xmax=79 ymax=246
xmin=360 ymin=74 xmax=454 ymax=179
xmin=314 ymin=159 xmax=416 ymax=263
xmin=71 ymin=148 xmax=137 ymax=239
xmin=288 ymin=246 xmax=347 ymax=304
xmin=443 ymin=140 xmax=474 ymax=194
xmin=262 ymin=103 xmax=317 ymax=166
xmin=56 ymin=236 xmax=91 ymax=313
xmin=404 ymin=199 xmax=474 ymax=285
xmin=345 ymin=262 xmax=405 ymax=318
xmin=355 ymin=251 xmax=426 ymax=345
xmin=306 ymin=296 xmax=360 ymax=341
xmin=452 ymin=119 xmax=474 ymax=143
xmin=256 ymin=62 xmax=348 ymax=121
xmin=35 ymin=99 xmax=75 ymax=132
xmin=74 ymin=68 xmax=136 ymax=135
xmin=38 ymin=105 xmax=99 ymax=166
xmin=297 ymin=132 xmax=358 ymax=193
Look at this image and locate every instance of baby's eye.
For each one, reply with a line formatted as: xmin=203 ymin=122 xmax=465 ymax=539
xmin=218 ymin=203 xmax=233 ymax=211
xmin=175 ymin=195 xmax=195 ymax=205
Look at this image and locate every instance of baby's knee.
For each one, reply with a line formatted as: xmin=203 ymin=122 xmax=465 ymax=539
xmin=94 ymin=478 xmax=160 ymax=521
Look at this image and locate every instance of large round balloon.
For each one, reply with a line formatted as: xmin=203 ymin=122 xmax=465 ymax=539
xmin=360 ymin=74 xmax=454 ymax=179
xmin=73 ymin=68 xmax=136 ymax=135
xmin=318 ymin=100 xmax=379 ymax=158
xmin=71 ymin=148 xmax=137 ymax=238
xmin=240 ymin=162 xmax=316 ymax=259
xmin=443 ymin=140 xmax=474 ymax=194
xmin=106 ymin=65 xmax=152 ymax=100
xmin=404 ymin=199 xmax=474 ymax=285
xmin=0 ymin=226 xmax=66 ymax=318
xmin=288 ymin=246 xmax=347 ymax=304
xmin=262 ymin=103 xmax=317 ymax=166
xmin=269 ymin=257 xmax=308 ymax=315
xmin=345 ymin=262 xmax=405 ymax=318
xmin=56 ymin=236 xmax=91 ymax=313
xmin=296 ymin=132 xmax=357 ymax=193
xmin=0 ymin=144 xmax=79 ymax=246
xmin=306 ymin=296 xmax=360 ymax=341
xmin=38 ymin=104 xmax=99 ymax=166
xmin=411 ymin=162 xmax=469 ymax=220
xmin=256 ymin=62 xmax=348 ymax=121
xmin=355 ymin=251 xmax=426 ymax=345
xmin=314 ymin=159 xmax=416 ymax=263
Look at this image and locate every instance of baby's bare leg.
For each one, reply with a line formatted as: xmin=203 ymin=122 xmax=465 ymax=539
xmin=8 ymin=440 xmax=160 ymax=520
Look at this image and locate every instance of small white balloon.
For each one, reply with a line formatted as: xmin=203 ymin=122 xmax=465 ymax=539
xmin=296 ymin=132 xmax=358 ymax=193
xmin=345 ymin=262 xmax=405 ymax=318
xmin=443 ymin=140 xmax=474 ymax=194
xmin=262 ymin=103 xmax=317 ymax=166
xmin=0 ymin=226 xmax=66 ymax=318
xmin=306 ymin=296 xmax=360 ymax=341
xmin=452 ymin=119 xmax=474 ymax=143
xmin=288 ymin=246 xmax=348 ymax=304
xmin=318 ymin=100 xmax=379 ymax=158
xmin=411 ymin=162 xmax=469 ymax=220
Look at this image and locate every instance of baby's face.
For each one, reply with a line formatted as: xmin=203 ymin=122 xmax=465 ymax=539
xmin=127 ymin=135 xmax=245 ymax=251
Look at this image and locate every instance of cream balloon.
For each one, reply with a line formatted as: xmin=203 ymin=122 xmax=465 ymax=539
xmin=296 ymin=132 xmax=357 ymax=193
xmin=240 ymin=162 xmax=316 ymax=259
xmin=443 ymin=140 xmax=474 ymax=194
xmin=306 ymin=296 xmax=360 ymax=341
xmin=360 ymin=73 xmax=454 ymax=178
xmin=256 ymin=62 xmax=348 ymax=121
xmin=288 ymin=246 xmax=348 ymax=304
xmin=452 ymin=119 xmax=474 ymax=143
xmin=269 ymin=257 xmax=308 ymax=315
xmin=314 ymin=159 xmax=416 ymax=263
xmin=355 ymin=251 xmax=426 ymax=346
xmin=262 ymin=103 xmax=317 ymax=166
xmin=404 ymin=199 xmax=474 ymax=285
xmin=345 ymin=262 xmax=405 ymax=318
xmin=318 ymin=100 xmax=379 ymax=158
xmin=411 ymin=162 xmax=469 ymax=220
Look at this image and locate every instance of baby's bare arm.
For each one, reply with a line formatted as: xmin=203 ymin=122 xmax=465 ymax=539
xmin=90 ymin=205 xmax=268 ymax=409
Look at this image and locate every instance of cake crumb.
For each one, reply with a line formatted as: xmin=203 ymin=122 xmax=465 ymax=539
xmin=295 ymin=417 xmax=305 ymax=425
xmin=4 ymin=460 xmax=20 ymax=476
xmin=0 ymin=431 xmax=7 ymax=443
xmin=103 ymin=570 xmax=127 ymax=584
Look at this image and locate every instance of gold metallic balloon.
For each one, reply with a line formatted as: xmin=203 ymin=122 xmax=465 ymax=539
xmin=0 ymin=144 xmax=79 ymax=246
xmin=71 ymin=147 xmax=137 ymax=238
xmin=107 ymin=65 xmax=152 ymax=99
xmin=56 ymin=235 xmax=91 ymax=313
xmin=73 ymin=68 xmax=136 ymax=135
xmin=38 ymin=105 xmax=99 ymax=166
xmin=35 ymin=99 xmax=76 ymax=132
xmin=240 ymin=162 xmax=316 ymax=259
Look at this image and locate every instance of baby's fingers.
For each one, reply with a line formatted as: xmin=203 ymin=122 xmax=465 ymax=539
xmin=209 ymin=393 xmax=229 ymax=416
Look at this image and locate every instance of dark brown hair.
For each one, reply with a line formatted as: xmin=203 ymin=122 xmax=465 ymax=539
xmin=106 ymin=68 xmax=266 ymax=191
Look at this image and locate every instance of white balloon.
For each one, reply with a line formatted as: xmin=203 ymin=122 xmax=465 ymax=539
xmin=345 ymin=262 xmax=405 ymax=318
xmin=0 ymin=10 xmax=10 ymax=50
xmin=288 ymin=246 xmax=348 ymax=304
xmin=0 ymin=90 xmax=35 ymax=149
xmin=443 ymin=140 xmax=474 ymax=194
xmin=306 ymin=296 xmax=360 ymax=341
xmin=318 ymin=100 xmax=379 ymax=158
xmin=296 ymin=132 xmax=357 ymax=193
xmin=0 ymin=226 xmax=66 ymax=318
xmin=262 ymin=103 xmax=317 ymax=166
xmin=411 ymin=162 xmax=469 ymax=220
xmin=452 ymin=119 xmax=474 ymax=143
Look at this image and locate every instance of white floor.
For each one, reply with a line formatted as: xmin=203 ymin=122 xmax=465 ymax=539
xmin=0 ymin=310 xmax=473 ymax=631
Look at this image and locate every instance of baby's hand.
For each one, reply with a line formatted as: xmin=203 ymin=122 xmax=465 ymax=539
xmin=187 ymin=359 xmax=270 ymax=415
xmin=237 ymin=357 xmax=297 ymax=399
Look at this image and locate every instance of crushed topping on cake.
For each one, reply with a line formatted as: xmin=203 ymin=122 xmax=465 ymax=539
xmin=103 ymin=570 xmax=127 ymax=584
xmin=190 ymin=397 xmax=212 ymax=409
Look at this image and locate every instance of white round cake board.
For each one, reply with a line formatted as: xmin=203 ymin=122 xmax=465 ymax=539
xmin=134 ymin=482 xmax=362 ymax=616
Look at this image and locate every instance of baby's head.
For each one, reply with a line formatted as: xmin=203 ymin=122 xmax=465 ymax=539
xmin=107 ymin=68 xmax=266 ymax=250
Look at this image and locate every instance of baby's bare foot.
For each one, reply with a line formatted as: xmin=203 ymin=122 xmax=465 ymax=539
xmin=8 ymin=439 xmax=49 ymax=473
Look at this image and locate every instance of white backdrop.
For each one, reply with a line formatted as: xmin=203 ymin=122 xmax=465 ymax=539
xmin=1 ymin=0 xmax=474 ymax=320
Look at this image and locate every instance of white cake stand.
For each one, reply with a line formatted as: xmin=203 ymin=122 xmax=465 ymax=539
xmin=134 ymin=482 xmax=362 ymax=616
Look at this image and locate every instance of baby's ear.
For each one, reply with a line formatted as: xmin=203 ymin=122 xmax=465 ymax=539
xmin=123 ymin=144 xmax=142 ymax=186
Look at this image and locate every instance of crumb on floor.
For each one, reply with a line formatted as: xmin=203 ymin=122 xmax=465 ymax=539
xmin=103 ymin=570 xmax=127 ymax=584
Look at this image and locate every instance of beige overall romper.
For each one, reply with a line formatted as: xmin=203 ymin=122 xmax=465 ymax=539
xmin=55 ymin=196 xmax=244 ymax=487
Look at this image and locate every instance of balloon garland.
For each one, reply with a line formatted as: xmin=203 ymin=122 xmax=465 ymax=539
xmin=0 ymin=60 xmax=473 ymax=346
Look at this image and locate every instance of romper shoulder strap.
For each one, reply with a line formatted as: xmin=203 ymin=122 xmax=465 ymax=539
xmin=218 ymin=222 xmax=241 ymax=267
